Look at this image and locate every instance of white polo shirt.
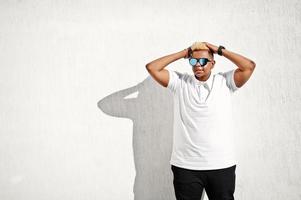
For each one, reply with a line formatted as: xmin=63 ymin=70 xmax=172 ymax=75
xmin=167 ymin=68 xmax=239 ymax=170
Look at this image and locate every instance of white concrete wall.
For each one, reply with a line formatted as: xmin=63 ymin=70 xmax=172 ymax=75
xmin=1 ymin=0 xmax=300 ymax=199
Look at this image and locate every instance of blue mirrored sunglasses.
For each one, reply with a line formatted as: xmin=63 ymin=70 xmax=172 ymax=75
xmin=189 ymin=58 xmax=211 ymax=67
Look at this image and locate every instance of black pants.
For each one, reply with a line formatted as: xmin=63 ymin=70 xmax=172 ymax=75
xmin=171 ymin=164 xmax=236 ymax=200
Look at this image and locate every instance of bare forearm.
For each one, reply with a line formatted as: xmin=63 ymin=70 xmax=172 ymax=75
xmin=146 ymin=49 xmax=187 ymax=72
xmin=222 ymin=49 xmax=256 ymax=71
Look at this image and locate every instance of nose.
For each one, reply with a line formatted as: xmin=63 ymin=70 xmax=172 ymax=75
xmin=194 ymin=66 xmax=203 ymax=72
xmin=195 ymin=63 xmax=203 ymax=70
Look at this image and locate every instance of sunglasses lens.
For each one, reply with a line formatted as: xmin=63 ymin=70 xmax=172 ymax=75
xmin=200 ymin=58 xmax=208 ymax=66
xmin=189 ymin=59 xmax=197 ymax=66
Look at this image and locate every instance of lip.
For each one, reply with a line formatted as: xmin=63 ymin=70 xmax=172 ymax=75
xmin=194 ymin=67 xmax=203 ymax=71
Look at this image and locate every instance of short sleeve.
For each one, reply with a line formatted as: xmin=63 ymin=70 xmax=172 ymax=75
xmin=166 ymin=69 xmax=181 ymax=93
xmin=223 ymin=69 xmax=239 ymax=93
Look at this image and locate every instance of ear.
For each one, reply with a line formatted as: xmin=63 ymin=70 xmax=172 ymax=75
xmin=211 ymin=60 xmax=216 ymax=68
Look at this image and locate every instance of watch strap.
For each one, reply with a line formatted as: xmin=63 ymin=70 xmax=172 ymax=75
xmin=217 ymin=45 xmax=225 ymax=56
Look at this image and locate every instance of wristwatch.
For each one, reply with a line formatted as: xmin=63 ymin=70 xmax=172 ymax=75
xmin=217 ymin=45 xmax=225 ymax=56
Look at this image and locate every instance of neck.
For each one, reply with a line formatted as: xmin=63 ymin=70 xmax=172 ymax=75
xmin=195 ymin=71 xmax=211 ymax=82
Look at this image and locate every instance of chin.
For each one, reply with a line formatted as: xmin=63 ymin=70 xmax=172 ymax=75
xmin=194 ymin=72 xmax=206 ymax=78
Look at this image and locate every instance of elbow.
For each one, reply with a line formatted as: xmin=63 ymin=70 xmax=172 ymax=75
xmin=243 ymin=60 xmax=256 ymax=71
xmin=250 ymin=60 xmax=256 ymax=70
xmin=145 ymin=63 xmax=152 ymax=71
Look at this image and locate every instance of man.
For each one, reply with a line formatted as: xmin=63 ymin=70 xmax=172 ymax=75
xmin=145 ymin=41 xmax=256 ymax=200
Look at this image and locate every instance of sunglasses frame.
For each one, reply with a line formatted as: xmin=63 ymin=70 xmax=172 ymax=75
xmin=189 ymin=57 xmax=211 ymax=67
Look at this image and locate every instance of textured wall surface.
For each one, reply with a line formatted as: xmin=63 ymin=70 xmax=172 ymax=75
xmin=1 ymin=0 xmax=300 ymax=200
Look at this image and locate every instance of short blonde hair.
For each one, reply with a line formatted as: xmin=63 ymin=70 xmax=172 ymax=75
xmin=189 ymin=41 xmax=213 ymax=58
xmin=191 ymin=42 xmax=209 ymax=51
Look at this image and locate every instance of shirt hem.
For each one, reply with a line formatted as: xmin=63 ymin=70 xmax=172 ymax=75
xmin=170 ymin=158 xmax=237 ymax=170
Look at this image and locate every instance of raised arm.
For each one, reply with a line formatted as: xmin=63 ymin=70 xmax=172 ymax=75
xmin=205 ymin=42 xmax=256 ymax=88
xmin=146 ymin=49 xmax=188 ymax=87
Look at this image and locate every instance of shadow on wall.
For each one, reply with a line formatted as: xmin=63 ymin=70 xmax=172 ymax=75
xmin=97 ymin=75 xmax=206 ymax=200
xmin=97 ymin=76 xmax=173 ymax=199
xmin=98 ymin=76 xmax=204 ymax=200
